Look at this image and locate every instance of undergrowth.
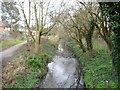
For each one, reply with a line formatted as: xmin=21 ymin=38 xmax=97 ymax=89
xmin=5 ymin=41 xmax=57 ymax=88
xmin=68 ymin=42 xmax=118 ymax=88
xmin=7 ymin=54 xmax=51 ymax=88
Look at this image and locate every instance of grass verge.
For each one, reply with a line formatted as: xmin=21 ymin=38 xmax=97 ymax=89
xmin=0 ymin=39 xmax=26 ymax=50
xmin=68 ymin=42 xmax=118 ymax=88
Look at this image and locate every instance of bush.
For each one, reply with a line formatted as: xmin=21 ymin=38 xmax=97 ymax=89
xmin=7 ymin=73 xmax=39 ymax=88
xmin=26 ymin=54 xmax=52 ymax=75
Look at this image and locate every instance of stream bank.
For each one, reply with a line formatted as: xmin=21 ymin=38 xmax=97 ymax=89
xmin=39 ymin=43 xmax=85 ymax=88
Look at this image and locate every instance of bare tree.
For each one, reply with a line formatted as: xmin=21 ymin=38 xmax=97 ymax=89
xmin=18 ymin=0 xmax=56 ymax=53
xmin=33 ymin=0 xmax=56 ymax=53
xmin=18 ymin=0 xmax=35 ymax=42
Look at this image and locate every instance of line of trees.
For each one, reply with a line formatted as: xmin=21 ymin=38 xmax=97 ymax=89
xmin=1 ymin=0 xmax=120 ymax=86
xmin=18 ymin=0 xmax=56 ymax=53
xmin=54 ymin=1 xmax=120 ymax=86
xmin=1 ymin=0 xmax=57 ymax=53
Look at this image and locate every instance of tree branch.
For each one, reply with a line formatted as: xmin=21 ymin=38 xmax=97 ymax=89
xmin=41 ymin=23 xmax=56 ymax=35
xmin=18 ymin=0 xmax=35 ymax=42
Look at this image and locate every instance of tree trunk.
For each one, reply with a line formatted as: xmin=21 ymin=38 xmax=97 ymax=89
xmin=99 ymin=3 xmax=113 ymax=52
xmin=103 ymin=37 xmax=113 ymax=52
xmin=95 ymin=22 xmax=113 ymax=52
xmin=39 ymin=31 xmax=42 ymax=44
xmin=35 ymin=31 xmax=40 ymax=54
xmin=85 ymin=35 xmax=94 ymax=58
xmin=86 ymin=36 xmax=93 ymax=52
xmin=34 ymin=0 xmax=43 ymax=54
xmin=85 ymin=16 xmax=95 ymax=58
xmin=77 ymin=39 xmax=86 ymax=53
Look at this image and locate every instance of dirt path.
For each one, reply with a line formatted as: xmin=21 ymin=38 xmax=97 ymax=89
xmin=0 ymin=41 xmax=27 ymax=67
xmin=0 ymin=41 xmax=27 ymax=88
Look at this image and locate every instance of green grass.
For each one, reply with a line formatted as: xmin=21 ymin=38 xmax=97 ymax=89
xmin=70 ymin=42 xmax=118 ymax=88
xmin=0 ymin=39 xmax=26 ymax=49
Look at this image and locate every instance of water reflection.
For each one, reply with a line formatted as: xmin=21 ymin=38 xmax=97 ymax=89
xmin=40 ymin=42 xmax=84 ymax=88
xmin=41 ymin=55 xmax=83 ymax=88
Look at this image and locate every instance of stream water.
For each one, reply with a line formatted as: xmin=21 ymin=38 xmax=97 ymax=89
xmin=40 ymin=43 xmax=84 ymax=88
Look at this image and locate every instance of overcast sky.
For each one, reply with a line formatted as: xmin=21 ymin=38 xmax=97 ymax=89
xmin=0 ymin=0 xmax=119 ymax=26
xmin=0 ymin=0 xmax=76 ymax=27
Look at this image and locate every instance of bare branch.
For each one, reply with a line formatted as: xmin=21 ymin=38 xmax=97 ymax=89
xmin=41 ymin=23 xmax=56 ymax=35
xmin=44 ymin=0 xmax=51 ymax=26
xmin=17 ymin=0 xmax=35 ymax=41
